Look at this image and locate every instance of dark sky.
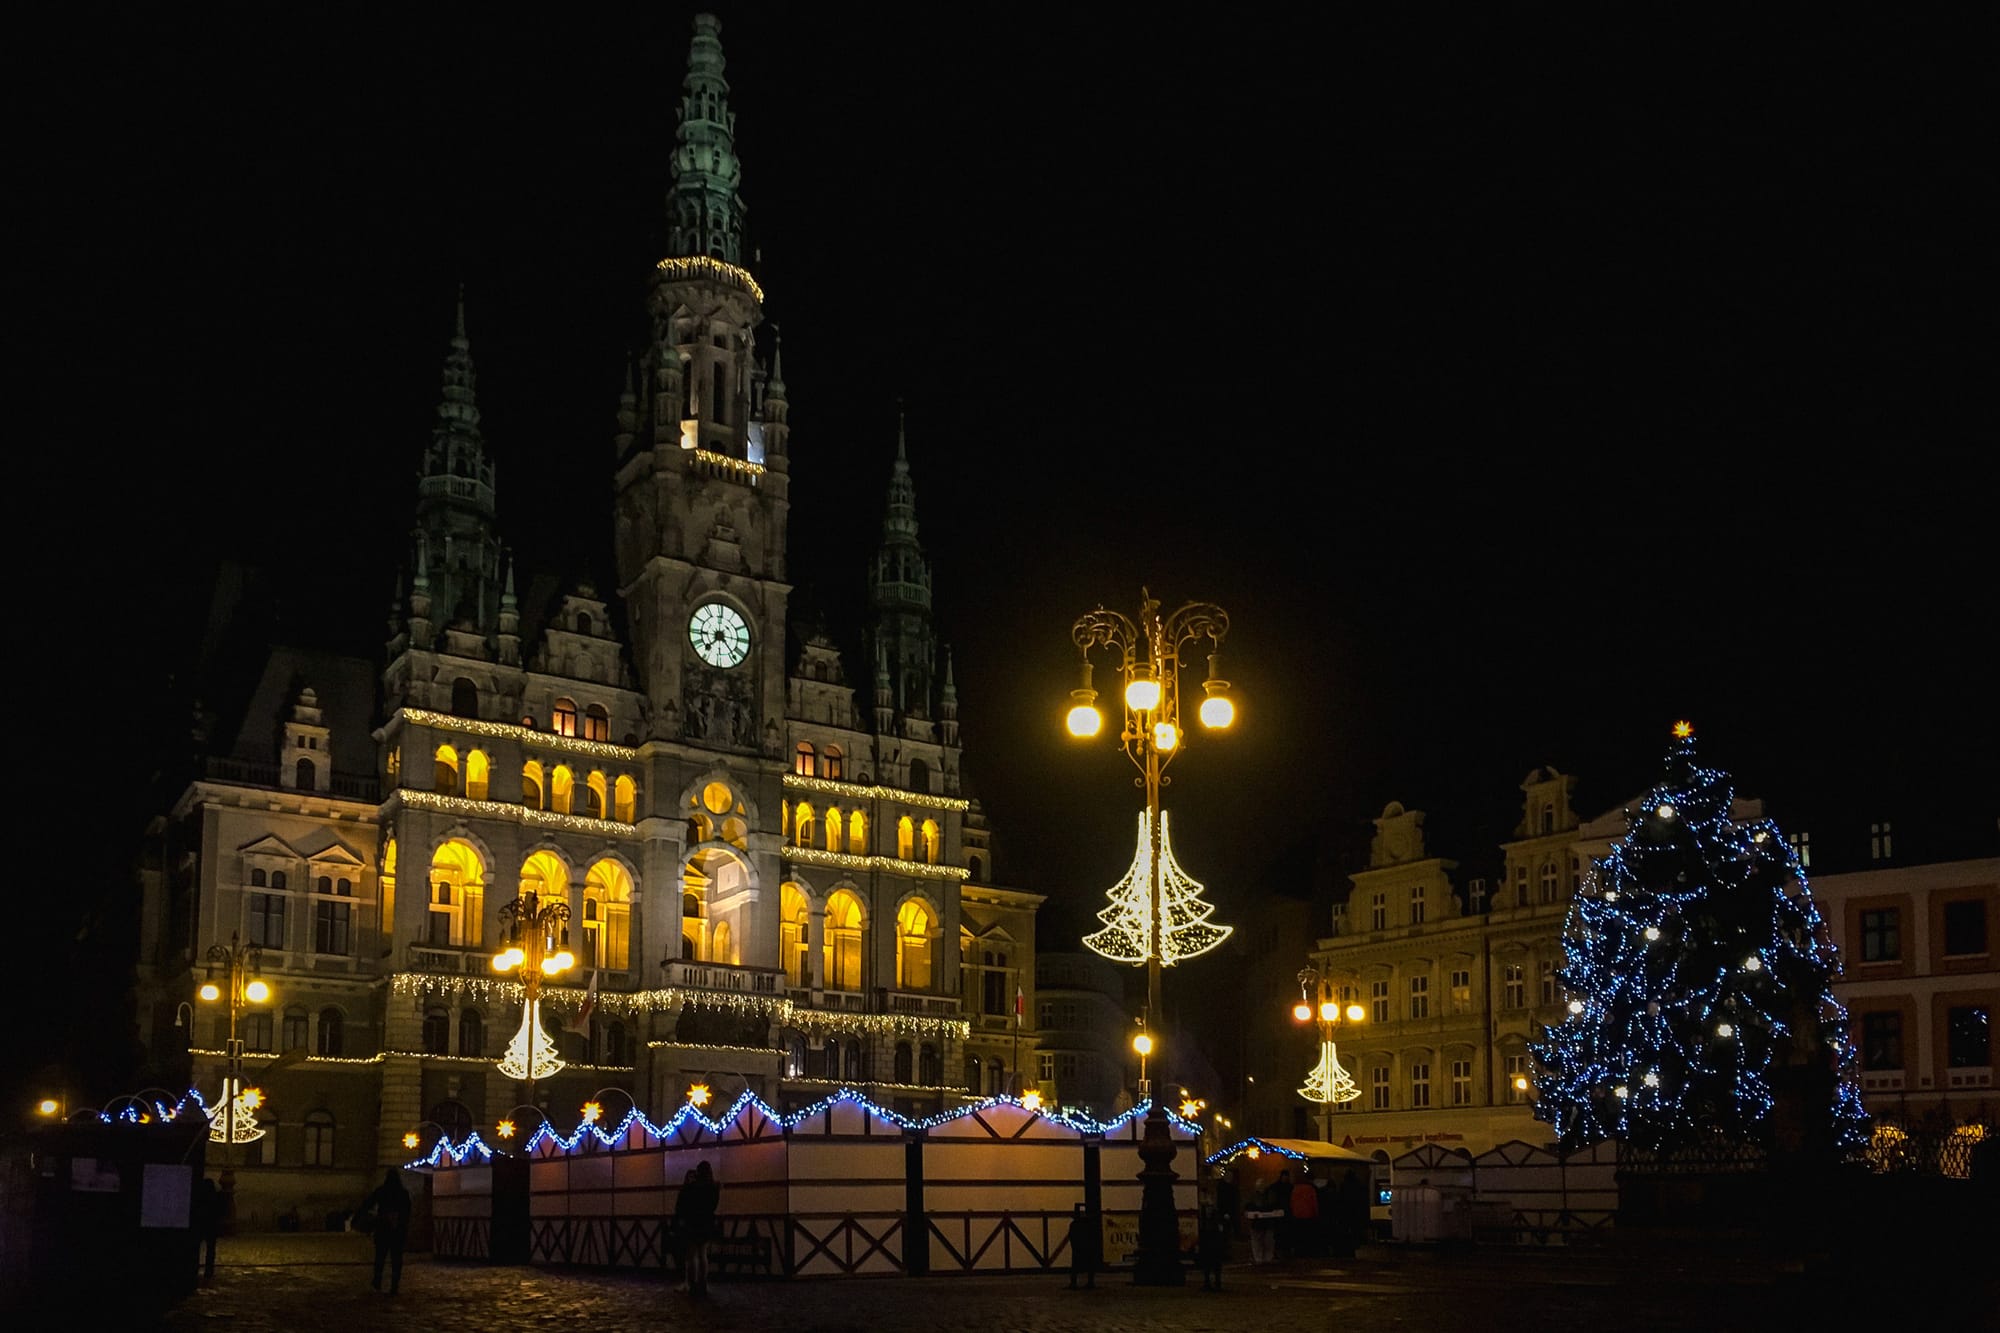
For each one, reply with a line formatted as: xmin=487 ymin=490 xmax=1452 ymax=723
xmin=20 ymin=6 xmax=1996 ymax=969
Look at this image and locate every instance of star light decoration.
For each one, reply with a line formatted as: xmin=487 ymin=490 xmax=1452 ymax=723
xmin=498 ymin=1000 xmax=564 ymax=1082
xmin=1082 ymin=810 xmax=1232 ymax=965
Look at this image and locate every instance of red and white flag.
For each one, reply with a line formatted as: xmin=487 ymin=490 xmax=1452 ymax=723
xmin=1015 ymin=984 xmax=1024 ymax=1027
xmin=564 ymin=970 xmax=599 ymax=1035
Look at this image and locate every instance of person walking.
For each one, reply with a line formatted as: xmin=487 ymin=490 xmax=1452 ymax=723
xmin=361 ymin=1168 xmax=412 ymax=1295
xmin=682 ymin=1160 xmax=720 ymax=1297
xmin=1065 ymin=1202 xmax=1101 ymax=1288
xmin=192 ymin=1176 xmax=222 ymax=1283
xmin=671 ymin=1167 xmax=700 ymax=1291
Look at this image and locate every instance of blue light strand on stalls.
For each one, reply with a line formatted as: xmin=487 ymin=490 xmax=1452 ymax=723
xmin=1202 ymin=1136 xmax=1309 ymax=1168
xmin=97 ymin=1087 xmax=214 ymax=1126
xmin=403 ymin=1088 xmax=1199 ymax=1169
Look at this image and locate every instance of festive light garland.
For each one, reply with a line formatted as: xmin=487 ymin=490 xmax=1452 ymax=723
xmin=1083 ymin=810 xmax=1231 ymax=965
xmin=1529 ymin=724 xmax=1868 ymax=1154
xmin=688 ymin=448 xmax=766 ymax=478
xmin=1204 ymin=1136 xmax=1310 ymax=1167
xmin=391 ymin=709 xmax=643 ymax=762
xmin=654 ymin=255 xmax=765 ymax=303
xmin=396 ymin=788 xmax=638 ymax=838
xmin=782 ymin=774 xmax=970 ymax=812
xmin=1300 ymin=1039 xmax=1361 ymax=1105
xmin=782 ymin=845 xmax=970 ymax=880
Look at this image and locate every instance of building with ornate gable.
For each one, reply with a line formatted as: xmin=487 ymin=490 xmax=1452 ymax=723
xmin=133 ymin=13 xmax=1040 ymax=1227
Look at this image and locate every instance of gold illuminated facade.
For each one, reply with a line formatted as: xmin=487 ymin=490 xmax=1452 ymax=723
xmin=133 ymin=12 xmax=1036 ymax=1227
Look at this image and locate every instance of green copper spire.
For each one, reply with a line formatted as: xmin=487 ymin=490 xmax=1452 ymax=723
xmin=666 ymin=13 xmax=747 ymax=265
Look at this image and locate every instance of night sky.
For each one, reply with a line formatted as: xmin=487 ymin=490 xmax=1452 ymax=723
xmin=17 ymin=7 xmax=1995 ymax=1095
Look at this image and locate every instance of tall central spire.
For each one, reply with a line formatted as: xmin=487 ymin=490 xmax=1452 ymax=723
xmin=666 ymin=13 xmax=747 ymax=265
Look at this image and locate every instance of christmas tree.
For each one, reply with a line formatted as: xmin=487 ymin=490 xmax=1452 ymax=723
xmin=1082 ymin=810 xmax=1232 ymax=965
xmin=1531 ymin=723 xmax=1869 ymax=1154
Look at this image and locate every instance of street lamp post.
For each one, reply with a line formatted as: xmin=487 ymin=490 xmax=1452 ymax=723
xmin=491 ymin=891 xmax=574 ymax=1109
xmin=1292 ymin=965 xmax=1366 ymax=1140
xmin=199 ymin=933 xmax=272 ymax=1171
xmin=1068 ymin=589 xmax=1234 ymax=1287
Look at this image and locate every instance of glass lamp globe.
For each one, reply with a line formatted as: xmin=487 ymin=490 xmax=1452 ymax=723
xmin=1125 ymin=673 xmax=1161 ymax=712
xmin=1199 ymin=691 xmax=1234 ymax=729
xmin=243 ymin=980 xmax=271 ymax=1004
xmin=1293 ymin=1002 xmax=1312 ymax=1022
xmin=1066 ymin=703 xmax=1102 ymax=737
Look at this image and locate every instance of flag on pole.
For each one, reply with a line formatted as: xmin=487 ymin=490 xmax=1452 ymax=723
xmin=1015 ymin=983 xmax=1024 ymax=1027
xmin=564 ymin=970 xmax=599 ymax=1035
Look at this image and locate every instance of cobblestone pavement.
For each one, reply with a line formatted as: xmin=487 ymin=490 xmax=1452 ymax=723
xmin=145 ymin=1233 xmax=1995 ymax=1332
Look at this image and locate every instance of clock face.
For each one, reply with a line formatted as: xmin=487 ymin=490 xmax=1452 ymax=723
xmin=689 ymin=603 xmax=751 ymax=668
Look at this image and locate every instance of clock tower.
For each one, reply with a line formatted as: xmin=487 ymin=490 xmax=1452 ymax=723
xmin=613 ymin=11 xmax=792 ymax=757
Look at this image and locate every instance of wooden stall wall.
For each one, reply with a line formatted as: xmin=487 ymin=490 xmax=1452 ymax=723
xmin=1097 ymin=1115 xmax=1201 ymax=1262
xmin=784 ymin=1097 xmax=912 ymax=1278
xmin=923 ymin=1102 xmax=1089 ymax=1274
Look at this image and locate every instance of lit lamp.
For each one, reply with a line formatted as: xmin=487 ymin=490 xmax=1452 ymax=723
xmin=1293 ymin=965 xmax=1363 ymax=1140
xmin=1067 ymin=590 xmax=1234 ymax=1288
xmin=199 ymin=932 xmax=273 ymax=1162
xmin=492 ymin=890 xmax=574 ymax=1104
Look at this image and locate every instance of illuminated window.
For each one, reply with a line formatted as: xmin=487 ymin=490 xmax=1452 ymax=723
xmin=1870 ymin=821 xmax=1893 ymax=861
xmin=825 ymin=807 xmax=843 ymax=853
xmin=583 ymin=860 xmax=633 ymax=972
xmin=1504 ymin=1054 xmax=1529 ymax=1103
xmin=1943 ymin=900 xmax=1988 ymax=957
xmin=1503 ymin=964 xmax=1525 ymax=1010
xmin=552 ymin=699 xmax=578 ymax=737
xmin=1370 ymin=978 xmax=1390 ymax=1024
xmin=380 ymin=840 xmax=396 ymax=944
xmin=1449 ymin=969 xmax=1471 ymax=1014
xmin=823 ymin=890 xmax=863 ymax=990
xmin=465 ymin=750 xmax=489 ymax=800
xmin=1861 ymin=1012 xmax=1903 ymax=1070
xmin=550 ymin=765 xmax=574 ymax=814
xmin=1410 ymin=1062 xmax=1431 ymax=1108
xmin=434 ymin=744 xmax=459 ymax=795
xmin=1789 ymin=830 xmax=1812 ymax=868
xmin=585 ymin=771 xmax=608 ymax=819
xmin=522 ymin=761 xmax=545 ymax=810
xmin=1371 ymin=1066 xmax=1390 ymax=1110
xmin=1540 ymin=862 xmax=1558 ymax=904
xmin=795 ymin=743 xmax=815 ymax=776
xmin=796 ymin=802 xmax=817 ymax=848
xmin=822 ymin=746 xmax=843 ymax=780
xmin=1409 ymin=975 xmax=1429 ymax=1019
xmin=897 ymin=817 xmax=914 ymax=861
xmin=430 ymin=841 xmax=486 ymax=948
xmin=303 ymin=1110 xmax=335 ymax=1167
xmin=1861 ymin=909 xmax=1900 ymax=963
xmin=1409 ymin=884 xmax=1425 ymax=925
xmin=896 ymin=899 xmax=934 ymax=990
xmin=848 ymin=810 xmax=867 ymax=854
xmin=317 ymin=1008 xmax=343 ymax=1057
xmin=780 ymin=884 xmax=809 ymax=986
xmin=1451 ymin=1059 xmax=1472 ymax=1106
xmin=921 ymin=819 xmax=941 ymax=864
xmin=614 ymin=775 xmax=637 ymax=824
xmin=583 ymin=705 xmax=610 ymax=742
xmin=457 ymin=1009 xmax=483 ymax=1058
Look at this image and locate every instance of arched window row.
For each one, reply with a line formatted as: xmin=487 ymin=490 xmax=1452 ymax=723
xmin=792 ymin=742 xmax=844 ymax=780
xmin=785 ymin=802 xmax=868 ymax=854
xmin=432 ymin=746 xmax=640 ymax=823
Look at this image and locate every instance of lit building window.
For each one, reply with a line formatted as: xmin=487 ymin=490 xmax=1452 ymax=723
xmin=822 ymin=746 xmax=843 ymax=780
xmin=825 ymin=807 xmax=843 ymax=853
xmin=823 ymin=890 xmax=863 ymax=991
xmin=614 ymin=774 xmax=637 ymax=823
xmin=1789 ymin=830 xmax=1812 ymax=868
xmin=898 ymin=817 xmax=914 ymax=861
xmin=780 ymin=884 xmax=809 ymax=987
xmin=1504 ymin=1054 xmax=1529 ymax=1103
xmin=522 ymin=761 xmax=545 ymax=810
xmin=584 ymin=859 xmax=634 ymax=971
xmin=465 ymin=749 xmax=489 ymax=800
xmin=583 ymin=705 xmax=610 ymax=742
xmin=433 ymin=744 xmax=459 ymax=795
xmin=550 ymin=765 xmax=574 ymax=815
xmin=552 ymin=699 xmax=578 ymax=738
xmin=1870 ymin=821 xmax=1893 ymax=861
xmin=795 ymin=743 xmax=816 ymax=777
xmin=796 ymin=802 xmax=817 ymax=848
xmin=848 ymin=810 xmax=867 ymax=853
xmin=1449 ymin=969 xmax=1471 ymax=1014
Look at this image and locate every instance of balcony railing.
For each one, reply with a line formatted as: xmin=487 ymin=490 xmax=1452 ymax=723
xmin=883 ymin=989 xmax=961 ymax=1019
xmin=407 ymin=943 xmax=484 ymax=975
xmin=202 ymin=756 xmax=379 ymax=802
xmin=661 ymin=959 xmax=783 ymax=994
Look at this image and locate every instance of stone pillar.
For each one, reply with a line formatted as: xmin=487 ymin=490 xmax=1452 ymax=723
xmin=378 ymin=1055 xmax=424 ymax=1167
xmin=807 ymin=907 xmax=826 ymax=992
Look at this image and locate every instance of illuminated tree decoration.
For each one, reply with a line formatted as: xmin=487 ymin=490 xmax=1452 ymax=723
xmin=1300 ymin=1040 xmax=1361 ymax=1105
xmin=499 ymin=999 xmax=565 ymax=1082
xmin=209 ymin=1079 xmax=266 ymax=1145
xmin=1083 ymin=810 xmax=1232 ymax=965
xmin=1530 ymin=724 xmax=1868 ymax=1155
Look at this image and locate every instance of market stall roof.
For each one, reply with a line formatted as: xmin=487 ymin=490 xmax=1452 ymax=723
xmin=1204 ymin=1136 xmax=1375 ymax=1166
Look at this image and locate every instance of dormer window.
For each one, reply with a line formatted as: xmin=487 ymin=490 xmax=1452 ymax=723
xmin=1869 ymin=821 xmax=1893 ymax=861
xmin=576 ymin=612 xmax=593 ymax=637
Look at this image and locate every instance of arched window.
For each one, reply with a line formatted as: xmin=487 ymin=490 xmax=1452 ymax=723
xmin=919 ymin=1043 xmax=940 ymax=1086
xmin=465 ymin=750 xmax=489 ymax=800
xmin=576 ymin=611 xmax=593 ymax=636
xmin=897 ymin=817 xmax=914 ymax=861
xmin=988 ymin=1059 xmax=1007 ymax=1097
xmin=552 ymin=699 xmax=579 ymax=738
xmin=282 ymin=1007 xmax=308 ymax=1052
xmin=521 ymin=760 xmax=544 ymax=810
xmin=303 ymin=1110 xmax=335 ymax=1167
xmin=296 ymin=758 xmax=316 ymax=790
xmin=457 ymin=1009 xmax=483 ymax=1057
xmin=429 ymin=840 xmax=485 ymax=947
xmin=824 ymin=890 xmax=863 ymax=991
xmin=1542 ymin=803 xmax=1555 ymax=835
xmin=521 ymin=849 xmax=569 ymax=912
xmin=780 ymin=884 xmax=809 ymax=987
xmin=422 ymin=1006 xmax=450 ymax=1055
xmin=894 ymin=1041 xmax=914 ymax=1083
xmin=966 ymin=1054 xmax=982 ymax=1092
xmin=317 ymin=1007 xmax=344 ymax=1057
xmin=821 ymin=746 xmax=843 ymax=779
xmin=794 ymin=742 xmax=815 ymax=776
xmin=782 ymin=1029 xmax=807 ymax=1077
xmin=584 ymin=860 xmax=634 ymax=972
xmin=908 ymin=759 xmax=930 ymax=793
xmin=896 ymin=899 xmax=934 ymax=990
xmin=550 ymin=765 xmax=574 ymax=814
xmin=921 ymin=819 xmax=941 ymax=864
xmin=584 ymin=771 xmax=608 ymax=819
xmin=845 ymin=1039 xmax=865 ymax=1081
xmin=796 ymin=802 xmax=817 ymax=848
xmin=583 ymin=705 xmax=610 ymax=742
xmin=317 ymin=876 xmax=333 ymax=894
xmin=825 ymin=807 xmax=842 ymax=853
xmin=681 ymin=889 xmax=704 ymax=961
xmin=434 ymin=744 xmax=459 ymax=794
xmin=271 ymin=871 xmax=288 ymax=891
xmin=450 ymin=678 xmax=479 ymax=719
xmin=614 ymin=775 xmax=637 ymax=823
xmin=250 ymin=867 xmax=267 ymax=887
xmin=712 ymin=919 xmax=735 ymax=966
xmin=336 ymin=878 xmax=351 ymax=896
xmin=848 ymin=811 xmax=866 ymax=854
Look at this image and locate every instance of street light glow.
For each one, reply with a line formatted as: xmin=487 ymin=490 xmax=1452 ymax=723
xmin=1066 ymin=703 xmax=1102 ymax=737
xmin=243 ymin=980 xmax=270 ymax=1004
xmin=199 ymin=983 xmax=221 ymax=1002
xmin=1124 ymin=671 xmax=1161 ymax=712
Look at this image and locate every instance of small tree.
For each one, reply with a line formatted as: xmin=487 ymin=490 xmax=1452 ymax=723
xmin=1532 ymin=723 xmax=1868 ymax=1155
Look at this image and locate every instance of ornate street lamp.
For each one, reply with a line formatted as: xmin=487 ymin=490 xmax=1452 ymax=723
xmin=199 ymin=932 xmax=273 ymax=1163
xmin=1293 ymin=964 xmax=1366 ymax=1140
xmin=1067 ymin=589 xmax=1235 ymax=1287
xmin=492 ymin=891 xmax=574 ymax=1106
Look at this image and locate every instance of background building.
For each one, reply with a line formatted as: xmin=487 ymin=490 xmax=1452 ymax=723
xmin=1033 ymin=951 xmax=1134 ymax=1118
xmin=130 ymin=13 xmax=1036 ymax=1228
